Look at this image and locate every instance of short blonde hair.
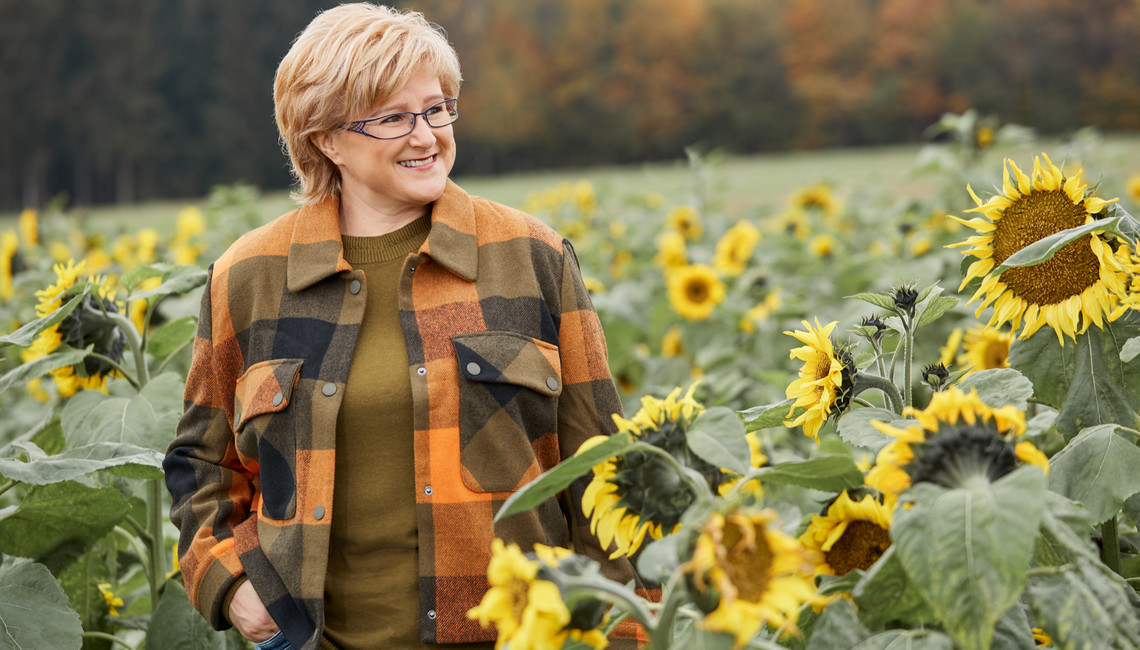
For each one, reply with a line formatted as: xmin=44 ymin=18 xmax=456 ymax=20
xmin=274 ymin=3 xmax=462 ymax=205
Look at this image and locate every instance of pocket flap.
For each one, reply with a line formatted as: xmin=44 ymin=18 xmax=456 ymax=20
xmin=233 ymin=358 xmax=304 ymax=431
xmin=452 ymin=332 xmax=562 ymax=396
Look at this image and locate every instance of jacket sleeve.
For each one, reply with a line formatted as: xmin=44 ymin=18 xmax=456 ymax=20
xmin=163 ymin=265 xmax=254 ymax=630
xmin=554 ymin=240 xmax=657 ymax=648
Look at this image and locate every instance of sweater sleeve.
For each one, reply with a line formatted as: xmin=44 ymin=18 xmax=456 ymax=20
xmin=554 ymin=240 xmax=657 ymax=648
xmin=163 ymin=266 xmax=255 ymax=630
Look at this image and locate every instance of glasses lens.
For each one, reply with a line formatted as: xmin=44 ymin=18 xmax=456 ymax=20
xmin=369 ymin=113 xmax=415 ymax=139
xmin=423 ymin=99 xmax=459 ymax=128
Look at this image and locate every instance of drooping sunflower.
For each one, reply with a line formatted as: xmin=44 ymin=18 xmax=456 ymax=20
xmin=799 ymin=490 xmax=894 ymax=576
xmin=666 ymin=205 xmax=703 ymax=241
xmin=467 ymin=540 xmax=608 ymax=650
xmin=20 ymin=259 xmax=125 ymax=397
xmin=712 ymin=220 xmax=761 ymax=276
xmin=784 ymin=319 xmax=857 ymax=443
xmin=579 ymin=384 xmax=717 ymax=558
xmin=667 ymin=264 xmax=726 ymax=321
xmin=948 ymin=154 xmax=1127 ymax=345
xmin=684 ymin=509 xmax=827 ymax=649
xmin=865 ymin=386 xmax=1046 ymax=498
xmin=959 ymin=324 xmax=1012 ymax=377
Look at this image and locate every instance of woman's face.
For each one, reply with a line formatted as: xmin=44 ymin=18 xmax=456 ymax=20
xmin=320 ymin=70 xmax=456 ymax=219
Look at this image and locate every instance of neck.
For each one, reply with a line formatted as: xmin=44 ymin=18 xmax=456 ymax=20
xmin=337 ymin=187 xmax=427 ymax=237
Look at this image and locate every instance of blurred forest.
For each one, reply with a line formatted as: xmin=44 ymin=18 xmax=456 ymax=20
xmin=2 ymin=0 xmax=1139 ymax=211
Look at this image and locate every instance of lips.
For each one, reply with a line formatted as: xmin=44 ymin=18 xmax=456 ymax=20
xmin=398 ymin=154 xmax=437 ymax=169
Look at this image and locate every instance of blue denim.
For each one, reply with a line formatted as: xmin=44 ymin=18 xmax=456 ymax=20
xmin=253 ymin=630 xmax=292 ymax=650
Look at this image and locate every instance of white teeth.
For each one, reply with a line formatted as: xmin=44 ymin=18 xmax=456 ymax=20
xmin=399 ymin=155 xmax=434 ymax=168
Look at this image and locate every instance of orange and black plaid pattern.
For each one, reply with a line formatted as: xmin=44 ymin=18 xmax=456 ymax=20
xmin=164 ymin=181 xmax=644 ymax=649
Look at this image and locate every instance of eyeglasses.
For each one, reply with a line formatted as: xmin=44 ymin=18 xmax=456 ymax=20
xmin=342 ymin=98 xmax=459 ymax=140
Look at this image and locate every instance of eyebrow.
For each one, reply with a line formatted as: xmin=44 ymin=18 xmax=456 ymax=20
xmin=374 ymin=93 xmax=447 ymax=116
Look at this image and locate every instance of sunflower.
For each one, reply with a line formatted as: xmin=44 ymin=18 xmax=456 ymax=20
xmin=97 ymin=583 xmax=125 ymax=617
xmin=666 ymin=205 xmax=703 ymax=241
xmin=467 ymin=540 xmax=608 ymax=650
xmin=1127 ymin=173 xmax=1140 ymax=205
xmin=808 ymin=234 xmax=838 ymax=258
xmin=938 ymin=327 xmax=965 ymax=366
xmin=799 ymin=490 xmax=894 ymax=576
xmin=661 ymin=327 xmax=684 ymax=358
xmin=1032 ymin=627 xmax=1052 ymax=646
xmin=18 ymin=208 xmax=39 ymax=247
xmin=717 ymin=432 xmax=768 ymax=500
xmin=580 ymin=384 xmax=714 ymax=558
xmin=684 ymin=509 xmax=827 ymax=648
xmin=958 ymin=324 xmax=1012 ymax=377
xmin=712 ymin=221 xmax=761 ymax=276
xmin=1 ymin=230 xmax=20 ymax=301
xmin=740 ymin=289 xmax=783 ymax=334
xmin=784 ymin=319 xmax=857 ymax=443
xmin=948 ymin=154 xmax=1127 ymax=345
xmin=20 ymin=259 xmax=125 ymax=397
xmin=788 ymin=183 xmax=842 ymax=220
xmin=976 ymin=125 xmax=995 ymax=150
xmin=1110 ymin=242 xmax=1140 ymax=317
xmin=654 ymin=231 xmax=688 ymax=271
xmin=667 ymin=264 xmax=726 ymax=321
xmin=865 ymin=386 xmax=1045 ymax=497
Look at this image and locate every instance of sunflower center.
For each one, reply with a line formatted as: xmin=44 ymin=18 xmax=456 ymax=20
xmin=982 ymin=339 xmax=1009 ymax=369
xmin=826 ymin=521 xmax=891 ymax=575
xmin=991 ymin=189 xmax=1099 ymax=305
xmin=685 ymin=278 xmax=710 ymax=304
xmin=507 ymin=577 xmax=530 ymax=624
xmin=721 ymin=521 xmax=772 ymax=602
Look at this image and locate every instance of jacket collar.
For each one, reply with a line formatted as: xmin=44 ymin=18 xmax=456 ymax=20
xmin=286 ymin=179 xmax=478 ymax=293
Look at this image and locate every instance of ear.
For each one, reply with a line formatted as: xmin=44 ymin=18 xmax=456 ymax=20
xmin=312 ymin=132 xmax=344 ymax=166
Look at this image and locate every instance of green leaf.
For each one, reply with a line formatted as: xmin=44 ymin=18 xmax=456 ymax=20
xmin=1046 ymin=424 xmax=1140 ymax=523
xmin=119 ymin=264 xmax=165 ymax=294
xmin=0 ymin=345 xmax=92 ymax=395
xmin=740 ymin=398 xmax=795 ymax=432
xmin=0 ymin=481 xmax=130 ymax=565
xmin=687 ymin=406 xmax=749 ymax=475
xmin=635 ymin=534 xmax=682 ymax=583
xmin=61 ymin=372 xmax=185 ymax=452
xmin=0 ymin=285 xmax=92 ymax=348
xmin=845 ymin=291 xmax=901 ymax=314
xmin=806 ymin=599 xmax=870 ymax=650
xmin=956 ymin=368 xmax=1034 ymax=412
xmin=991 ymin=603 xmax=1037 ymax=650
xmin=836 ymin=407 xmax=896 ymax=453
xmin=146 ymin=579 xmax=232 ymax=650
xmin=0 ymin=441 xmax=164 ymax=485
xmin=129 ymin=265 xmax=208 ymax=301
xmin=146 ymin=315 xmax=198 ymax=359
xmin=1033 ymin=490 xmax=1099 ymax=567
xmin=1026 ymin=559 xmax=1140 ymax=650
xmin=852 ymin=545 xmax=938 ymax=628
xmin=1121 ymin=336 xmax=1140 ymax=363
xmin=495 ymin=433 xmax=634 ymax=522
xmin=751 ymin=455 xmax=863 ymax=492
xmin=992 ymin=216 xmax=1127 ymax=275
xmin=0 ymin=561 xmax=83 ymax=650
xmin=915 ymin=295 xmax=959 ymax=329
xmin=892 ymin=466 xmax=1046 ymax=650
xmin=852 ymin=630 xmax=957 ymax=650
xmin=1009 ymin=311 xmax=1140 ymax=438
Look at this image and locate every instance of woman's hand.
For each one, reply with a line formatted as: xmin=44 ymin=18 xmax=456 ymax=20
xmin=228 ymin=580 xmax=280 ymax=642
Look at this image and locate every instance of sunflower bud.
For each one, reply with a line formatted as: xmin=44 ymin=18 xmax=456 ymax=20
xmin=892 ymin=285 xmax=919 ymax=318
xmin=856 ymin=315 xmax=890 ymax=344
xmin=922 ymin=362 xmax=951 ymax=391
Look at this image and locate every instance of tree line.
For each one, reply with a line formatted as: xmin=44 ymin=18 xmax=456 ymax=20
xmin=2 ymin=0 xmax=1138 ymax=211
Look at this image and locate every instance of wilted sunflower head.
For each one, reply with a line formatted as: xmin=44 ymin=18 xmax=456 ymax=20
xmin=948 ymin=154 xmax=1126 ymax=345
xmin=865 ymin=386 xmax=1046 ymax=496
xmin=467 ymin=540 xmax=608 ymax=650
xmin=800 ymin=489 xmax=894 ymax=576
xmin=784 ymin=319 xmax=857 ymax=443
xmin=667 ymin=264 xmax=726 ymax=321
xmin=684 ymin=509 xmax=827 ymax=648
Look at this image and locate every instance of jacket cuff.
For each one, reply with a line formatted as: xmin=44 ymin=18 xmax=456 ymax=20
xmin=219 ymin=575 xmax=250 ymax=627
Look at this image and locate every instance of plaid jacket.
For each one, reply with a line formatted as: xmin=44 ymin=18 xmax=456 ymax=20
xmin=164 ymin=181 xmax=641 ymax=649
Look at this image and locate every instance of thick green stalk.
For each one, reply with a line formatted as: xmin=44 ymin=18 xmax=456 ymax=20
xmin=109 ymin=312 xmax=149 ymax=387
xmin=0 ymin=479 xmax=16 ymax=498
xmin=147 ymin=478 xmax=166 ymax=606
xmin=902 ymin=314 xmax=914 ymax=408
xmin=87 ymin=352 xmax=139 ymax=389
xmin=1102 ymin=516 xmax=1121 ymax=575
xmin=561 ymin=576 xmax=655 ymax=632
xmin=649 ymin=572 xmax=685 ymax=649
xmin=82 ymin=631 xmax=137 ymax=650
xmin=852 ymin=373 xmax=904 ymax=414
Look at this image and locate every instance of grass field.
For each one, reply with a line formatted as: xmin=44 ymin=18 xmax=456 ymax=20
xmin=4 ymin=133 xmax=1139 ymax=235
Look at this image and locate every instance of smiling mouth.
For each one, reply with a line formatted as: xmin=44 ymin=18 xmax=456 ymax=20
xmin=399 ymin=154 xmax=436 ymax=168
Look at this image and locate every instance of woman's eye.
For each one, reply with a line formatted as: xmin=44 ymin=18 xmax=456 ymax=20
xmin=425 ymin=105 xmax=443 ymax=115
xmin=380 ymin=113 xmax=408 ymax=124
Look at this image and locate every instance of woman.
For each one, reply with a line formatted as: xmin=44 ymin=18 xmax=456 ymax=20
xmin=163 ymin=4 xmax=643 ymax=649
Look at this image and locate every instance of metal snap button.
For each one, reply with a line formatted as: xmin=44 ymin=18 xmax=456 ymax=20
xmin=349 ymin=279 xmax=361 ymax=295
xmin=546 ymin=377 xmax=559 ymax=391
xmin=466 ymin=362 xmax=481 ymax=376
xmin=322 ymin=383 xmax=337 ymax=396
xmin=409 ymin=266 xmax=416 ymax=274
xmin=427 ymin=610 xmax=436 ymax=620
xmin=272 ymin=392 xmax=284 ymax=407
xmin=424 ymin=486 xmax=433 ymax=496
xmin=417 ymin=367 xmax=426 ymax=376
xmin=313 ymin=506 xmax=325 ymax=520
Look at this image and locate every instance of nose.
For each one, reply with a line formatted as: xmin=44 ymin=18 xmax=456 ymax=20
xmin=407 ymin=114 xmax=436 ymax=147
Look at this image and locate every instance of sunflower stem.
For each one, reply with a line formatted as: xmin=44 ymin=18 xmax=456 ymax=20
xmin=852 ymin=373 xmax=903 ymax=414
xmin=81 ymin=632 xmax=137 ymax=650
xmin=0 ymin=479 xmax=17 ymax=498
xmin=902 ymin=314 xmax=914 ymax=408
xmin=87 ymin=352 xmax=140 ymax=390
xmin=109 ymin=312 xmax=149 ymax=388
xmin=1101 ymin=516 xmax=1121 ymax=575
xmin=114 ymin=525 xmax=153 ymax=585
xmin=560 ymin=576 xmax=655 ymax=632
xmin=629 ymin=442 xmax=712 ymax=501
xmin=650 ymin=571 xmax=686 ymax=649
xmin=146 ymin=478 xmax=167 ymax=607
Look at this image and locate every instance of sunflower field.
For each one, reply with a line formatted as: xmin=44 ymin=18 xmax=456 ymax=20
xmin=3 ymin=114 xmax=1140 ymax=650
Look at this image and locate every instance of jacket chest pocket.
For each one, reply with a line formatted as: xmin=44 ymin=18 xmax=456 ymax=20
xmin=234 ymin=358 xmax=304 ymax=520
xmin=452 ymin=332 xmax=562 ymax=493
